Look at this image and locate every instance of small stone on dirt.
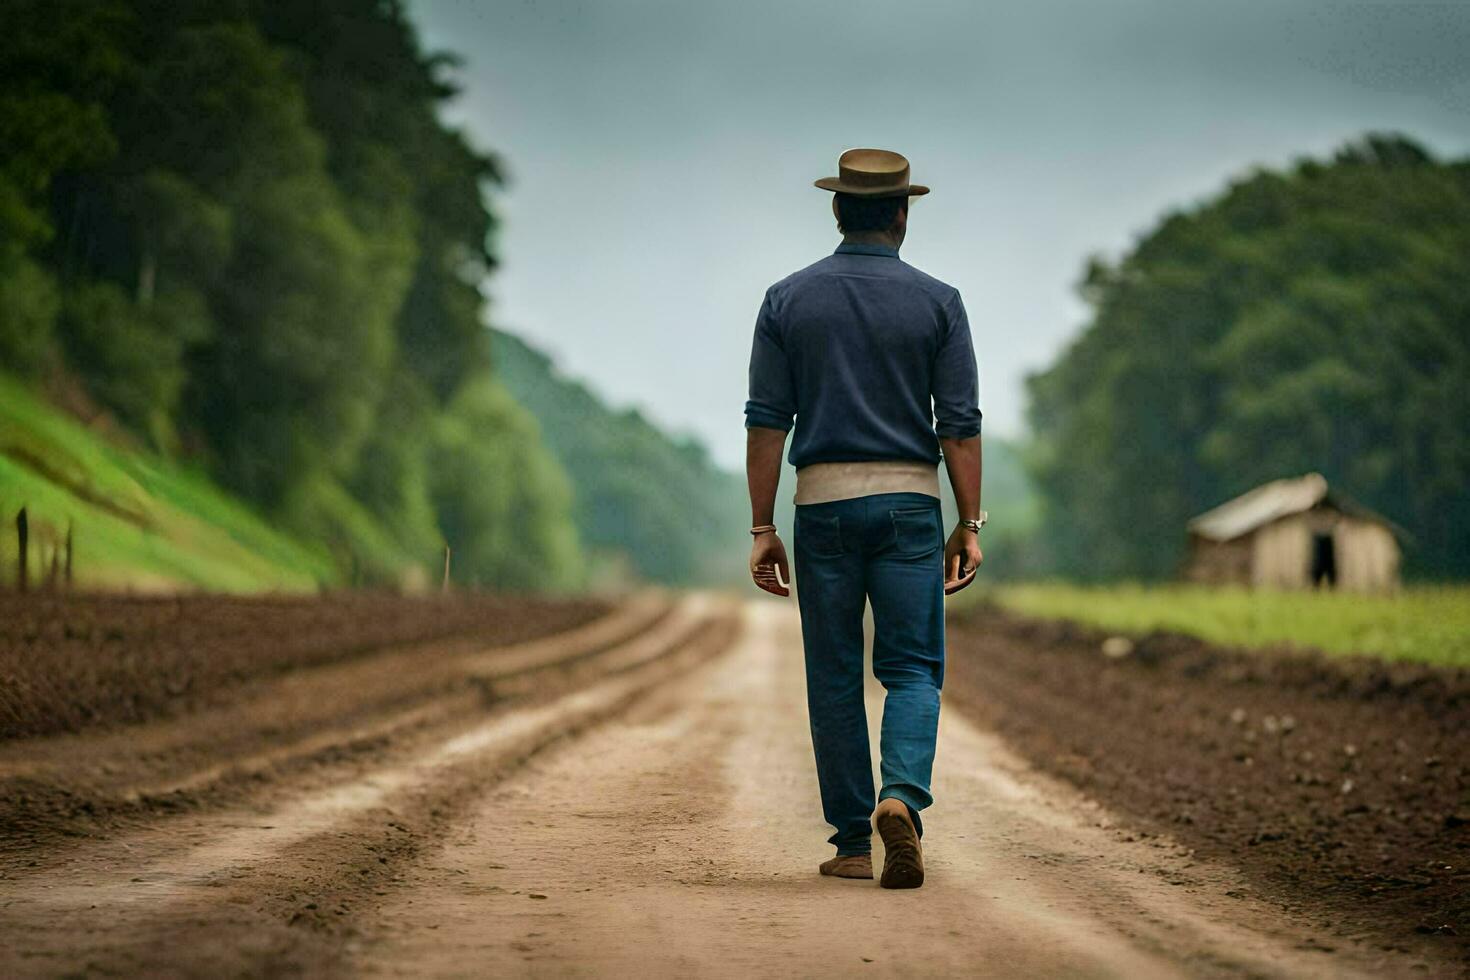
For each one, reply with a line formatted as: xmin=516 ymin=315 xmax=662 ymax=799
xmin=1414 ymin=923 xmax=1457 ymax=936
xmin=1101 ymin=636 xmax=1134 ymax=659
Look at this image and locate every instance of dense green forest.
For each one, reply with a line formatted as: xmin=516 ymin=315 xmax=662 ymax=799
xmin=1028 ymin=135 xmax=1470 ymax=579
xmin=0 ymin=0 xmax=742 ymax=591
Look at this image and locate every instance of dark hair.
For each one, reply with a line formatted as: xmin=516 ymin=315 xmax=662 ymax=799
xmin=834 ymin=192 xmax=906 ymax=233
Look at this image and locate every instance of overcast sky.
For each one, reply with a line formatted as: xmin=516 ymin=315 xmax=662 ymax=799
xmin=410 ymin=0 xmax=1470 ymax=469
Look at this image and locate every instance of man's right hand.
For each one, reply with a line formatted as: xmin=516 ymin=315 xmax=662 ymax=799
xmin=943 ymin=526 xmax=983 ymax=595
xmin=749 ymin=532 xmax=791 ymax=597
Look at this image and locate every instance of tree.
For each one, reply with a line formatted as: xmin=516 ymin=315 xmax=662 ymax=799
xmin=0 ymin=0 xmax=591 ymax=589
xmin=1028 ymin=135 xmax=1470 ymax=578
xmin=430 ymin=377 xmax=581 ymax=591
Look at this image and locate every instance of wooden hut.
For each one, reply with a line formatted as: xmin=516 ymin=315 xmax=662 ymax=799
xmin=1184 ymin=473 xmax=1401 ymax=592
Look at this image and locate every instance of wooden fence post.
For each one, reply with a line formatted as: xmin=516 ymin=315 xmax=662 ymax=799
xmin=16 ymin=507 xmax=28 ymax=593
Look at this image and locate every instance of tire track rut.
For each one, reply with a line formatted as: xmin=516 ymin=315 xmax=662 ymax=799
xmin=0 ymin=594 xmax=739 ymax=977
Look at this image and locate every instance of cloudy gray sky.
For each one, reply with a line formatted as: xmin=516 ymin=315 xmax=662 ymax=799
xmin=410 ymin=0 xmax=1470 ymax=469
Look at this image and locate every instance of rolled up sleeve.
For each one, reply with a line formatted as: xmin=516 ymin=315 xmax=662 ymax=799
xmin=744 ymin=289 xmax=796 ymax=431
xmin=932 ymin=289 xmax=983 ymax=439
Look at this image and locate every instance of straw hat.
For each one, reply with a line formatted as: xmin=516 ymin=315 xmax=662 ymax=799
xmin=814 ymin=148 xmax=929 ymax=198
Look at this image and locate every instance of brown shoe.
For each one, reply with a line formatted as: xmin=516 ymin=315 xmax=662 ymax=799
xmin=819 ymin=854 xmax=873 ymax=879
xmin=875 ymin=798 xmax=924 ymax=889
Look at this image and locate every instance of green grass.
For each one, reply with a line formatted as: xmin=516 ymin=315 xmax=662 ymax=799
xmin=0 ymin=374 xmax=337 ymax=592
xmin=985 ymin=582 xmax=1470 ymax=667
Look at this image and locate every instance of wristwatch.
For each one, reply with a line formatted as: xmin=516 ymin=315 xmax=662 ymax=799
xmin=959 ymin=511 xmax=988 ymax=534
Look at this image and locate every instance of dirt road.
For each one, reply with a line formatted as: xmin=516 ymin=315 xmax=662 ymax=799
xmin=347 ymin=600 xmax=1407 ymax=979
xmin=2 ymin=596 xmax=1445 ymax=978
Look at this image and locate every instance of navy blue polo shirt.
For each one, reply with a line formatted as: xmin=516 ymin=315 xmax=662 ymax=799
xmin=744 ymin=242 xmax=982 ymax=469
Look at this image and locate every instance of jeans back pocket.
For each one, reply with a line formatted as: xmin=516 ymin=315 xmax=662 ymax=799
xmin=795 ymin=509 xmax=845 ymax=558
xmin=889 ymin=507 xmax=941 ymax=559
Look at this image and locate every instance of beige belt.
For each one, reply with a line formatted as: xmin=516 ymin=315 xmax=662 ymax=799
xmin=794 ymin=460 xmax=941 ymax=506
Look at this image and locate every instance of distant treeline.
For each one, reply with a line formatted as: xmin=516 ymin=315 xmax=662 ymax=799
xmin=491 ymin=330 xmax=749 ymax=586
xmin=1028 ymin=135 xmax=1470 ymax=579
xmin=0 ymin=0 xmax=738 ymax=589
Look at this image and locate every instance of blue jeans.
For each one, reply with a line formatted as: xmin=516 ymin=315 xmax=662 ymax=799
xmin=793 ymin=491 xmax=945 ymax=856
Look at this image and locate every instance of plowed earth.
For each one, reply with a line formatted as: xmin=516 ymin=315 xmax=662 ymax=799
xmin=944 ymin=605 xmax=1470 ymax=972
xmin=0 ymin=591 xmax=608 ymax=739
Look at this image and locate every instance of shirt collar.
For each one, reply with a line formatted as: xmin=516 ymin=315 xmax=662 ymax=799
xmin=834 ymin=242 xmax=900 ymax=258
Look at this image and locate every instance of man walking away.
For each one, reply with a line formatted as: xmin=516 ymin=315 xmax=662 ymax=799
xmin=744 ymin=148 xmax=985 ymax=889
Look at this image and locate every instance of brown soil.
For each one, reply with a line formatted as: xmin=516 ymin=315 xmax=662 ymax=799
xmin=0 ymin=590 xmax=608 ymax=739
xmin=0 ymin=595 xmax=1460 ymax=977
xmin=0 ymin=593 xmax=741 ymax=979
xmin=1 ymin=600 xmax=1422 ymax=979
xmin=0 ymin=590 xmax=645 ymax=847
xmin=943 ymin=604 xmax=1470 ymax=971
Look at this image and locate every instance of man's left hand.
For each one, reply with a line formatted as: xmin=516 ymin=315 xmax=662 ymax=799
xmin=943 ymin=526 xmax=983 ymax=595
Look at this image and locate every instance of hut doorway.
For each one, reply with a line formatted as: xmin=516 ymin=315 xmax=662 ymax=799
xmin=1310 ymin=532 xmax=1337 ymax=588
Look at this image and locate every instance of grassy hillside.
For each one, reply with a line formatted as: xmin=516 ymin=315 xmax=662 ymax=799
xmin=986 ymin=582 xmax=1470 ymax=667
xmin=0 ymin=374 xmax=336 ymax=592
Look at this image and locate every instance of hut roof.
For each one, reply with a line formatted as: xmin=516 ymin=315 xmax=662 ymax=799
xmin=1187 ymin=473 xmax=1401 ymax=542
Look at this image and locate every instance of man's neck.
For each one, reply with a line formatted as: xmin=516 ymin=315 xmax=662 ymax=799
xmin=840 ymin=231 xmax=902 ymax=251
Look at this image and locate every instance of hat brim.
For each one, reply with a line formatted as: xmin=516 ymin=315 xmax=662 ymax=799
xmin=814 ymin=177 xmax=930 ymax=197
